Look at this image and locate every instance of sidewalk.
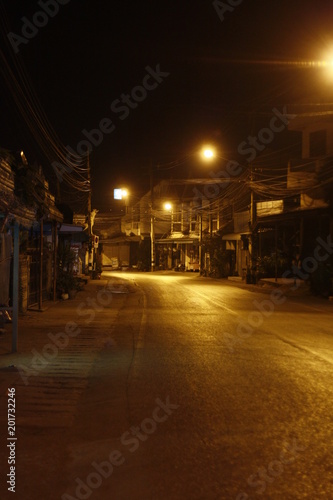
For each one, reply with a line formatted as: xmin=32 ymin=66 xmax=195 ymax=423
xmin=0 ymin=275 xmax=135 ymax=362
xmin=227 ymin=275 xmax=311 ymax=295
xmin=0 ymin=275 xmax=137 ymax=499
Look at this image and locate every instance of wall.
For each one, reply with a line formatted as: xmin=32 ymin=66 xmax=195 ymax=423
xmin=301 ymin=122 xmax=333 ymax=158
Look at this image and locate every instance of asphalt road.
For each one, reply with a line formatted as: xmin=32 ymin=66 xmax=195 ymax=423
xmin=2 ymin=273 xmax=331 ymax=499
xmin=63 ymin=272 xmax=333 ymax=500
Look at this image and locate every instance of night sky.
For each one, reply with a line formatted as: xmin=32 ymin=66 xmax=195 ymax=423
xmin=1 ymin=0 xmax=333 ymax=212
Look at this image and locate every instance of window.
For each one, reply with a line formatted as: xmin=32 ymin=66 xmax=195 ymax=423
xmin=172 ymin=210 xmax=181 ymax=232
xmin=190 ymin=221 xmax=197 ymax=232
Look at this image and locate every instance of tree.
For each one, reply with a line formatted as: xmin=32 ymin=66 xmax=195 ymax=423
xmin=203 ymin=232 xmax=234 ymax=278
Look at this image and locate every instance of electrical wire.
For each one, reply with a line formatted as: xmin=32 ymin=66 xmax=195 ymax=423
xmin=0 ymin=4 xmax=90 ymax=193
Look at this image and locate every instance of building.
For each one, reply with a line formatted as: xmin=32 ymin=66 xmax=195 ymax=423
xmin=0 ymin=148 xmax=63 ymax=314
xmin=106 ymin=179 xmax=251 ymax=274
xmin=251 ymin=108 xmax=333 ymax=291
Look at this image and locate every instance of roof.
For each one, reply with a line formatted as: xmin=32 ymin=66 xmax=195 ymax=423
xmin=157 ymin=237 xmax=199 ymax=244
xmin=101 ymin=235 xmax=141 ymax=244
xmin=288 ymin=111 xmax=333 ymax=131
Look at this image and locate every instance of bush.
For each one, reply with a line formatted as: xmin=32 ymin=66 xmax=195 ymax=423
xmin=256 ymin=254 xmax=288 ymax=278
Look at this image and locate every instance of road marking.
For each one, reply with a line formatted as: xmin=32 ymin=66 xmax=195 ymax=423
xmin=269 ymin=332 xmax=333 ymax=367
xmin=186 ymin=288 xmax=239 ymax=316
xmin=137 ymin=292 xmax=147 ymax=349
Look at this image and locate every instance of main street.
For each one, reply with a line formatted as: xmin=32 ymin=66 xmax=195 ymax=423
xmin=1 ymin=272 xmax=332 ymax=499
xmin=65 ymin=272 xmax=333 ymax=500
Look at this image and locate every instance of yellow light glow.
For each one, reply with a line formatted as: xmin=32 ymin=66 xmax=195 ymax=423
xmin=121 ymin=189 xmax=128 ymax=198
xmin=164 ymin=202 xmax=172 ymax=211
xmin=20 ymin=150 xmax=28 ymax=165
xmin=201 ymin=146 xmax=215 ymax=160
xmin=320 ymin=49 xmax=333 ymax=81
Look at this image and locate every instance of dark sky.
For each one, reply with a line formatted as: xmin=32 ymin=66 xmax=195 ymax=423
xmin=1 ymin=0 xmax=333 ymax=211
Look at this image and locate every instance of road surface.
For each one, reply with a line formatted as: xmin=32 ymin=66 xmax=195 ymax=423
xmin=65 ymin=272 xmax=333 ymax=500
xmin=1 ymin=272 xmax=332 ymax=499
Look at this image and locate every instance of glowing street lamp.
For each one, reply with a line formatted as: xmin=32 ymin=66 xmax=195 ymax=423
xmin=316 ymin=56 xmax=333 ymax=81
xmin=201 ymin=146 xmax=215 ymax=160
xmin=164 ymin=202 xmax=172 ymax=211
xmin=314 ymin=49 xmax=333 ymax=82
xmin=198 ymin=145 xmax=217 ymax=272
xmin=114 ymin=187 xmax=129 ymax=214
xmin=114 ymin=188 xmax=129 ymax=200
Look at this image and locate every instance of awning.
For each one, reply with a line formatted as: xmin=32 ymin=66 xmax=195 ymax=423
xmin=59 ymin=223 xmax=85 ymax=233
xmin=156 ymin=238 xmax=198 ymax=244
xmin=102 ymin=236 xmax=141 ymax=244
xmin=222 ymin=233 xmax=243 ymax=241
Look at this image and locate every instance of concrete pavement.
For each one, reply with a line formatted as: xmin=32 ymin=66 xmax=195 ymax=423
xmin=0 ymin=275 xmax=139 ymax=499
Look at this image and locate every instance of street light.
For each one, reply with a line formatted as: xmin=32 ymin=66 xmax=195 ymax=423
xmin=322 ymin=58 xmax=333 ymax=81
xmin=201 ymin=146 xmax=215 ymax=161
xmin=149 ymin=145 xmax=218 ymax=273
xmin=198 ymin=145 xmax=218 ymax=273
xmin=151 ymin=202 xmax=173 ymax=272
xmin=114 ymin=187 xmax=130 ymax=214
xmin=114 ymin=188 xmax=129 ymax=200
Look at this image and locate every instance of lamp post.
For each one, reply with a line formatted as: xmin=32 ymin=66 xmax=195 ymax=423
xmin=149 ymin=146 xmax=217 ymax=273
xmin=150 ymin=161 xmax=156 ymax=272
xmin=199 ymin=211 xmax=203 ymax=274
xmin=163 ymin=202 xmax=173 ymax=269
xmin=150 ymin=209 xmax=155 ymax=272
xmin=114 ymin=187 xmax=129 ymax=269
xmin=199 ymin=146 xmax=215 ymax=274
xmin=114 ymin=188 xmax=129 ymax=220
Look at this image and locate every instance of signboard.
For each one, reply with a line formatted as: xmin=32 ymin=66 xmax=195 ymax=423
xmin=256 ymin=200 xmax=283 ymax=217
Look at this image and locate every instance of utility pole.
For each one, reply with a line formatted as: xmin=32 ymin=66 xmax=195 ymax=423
xmin=150 ymin=161 xmax=155 ymax=272
xmin=250 ymin=167 xmax=254 ymax=230
xmin=249 ymin=164 xmax=256 ymax=282
xmin=87 ymin=152 xmax=92 ymax=231
xmin=12 ymin=222 xmax=19 ymax=352
xmin=87 ymin=153 xmax=93 ymax=274
xmin=39 ymin=217 xmax=43 ymax=310
xmin=53 ymin=220 xmax=57 ymax=301
xmin=199 ymin=211 xmax=202 ymax=274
